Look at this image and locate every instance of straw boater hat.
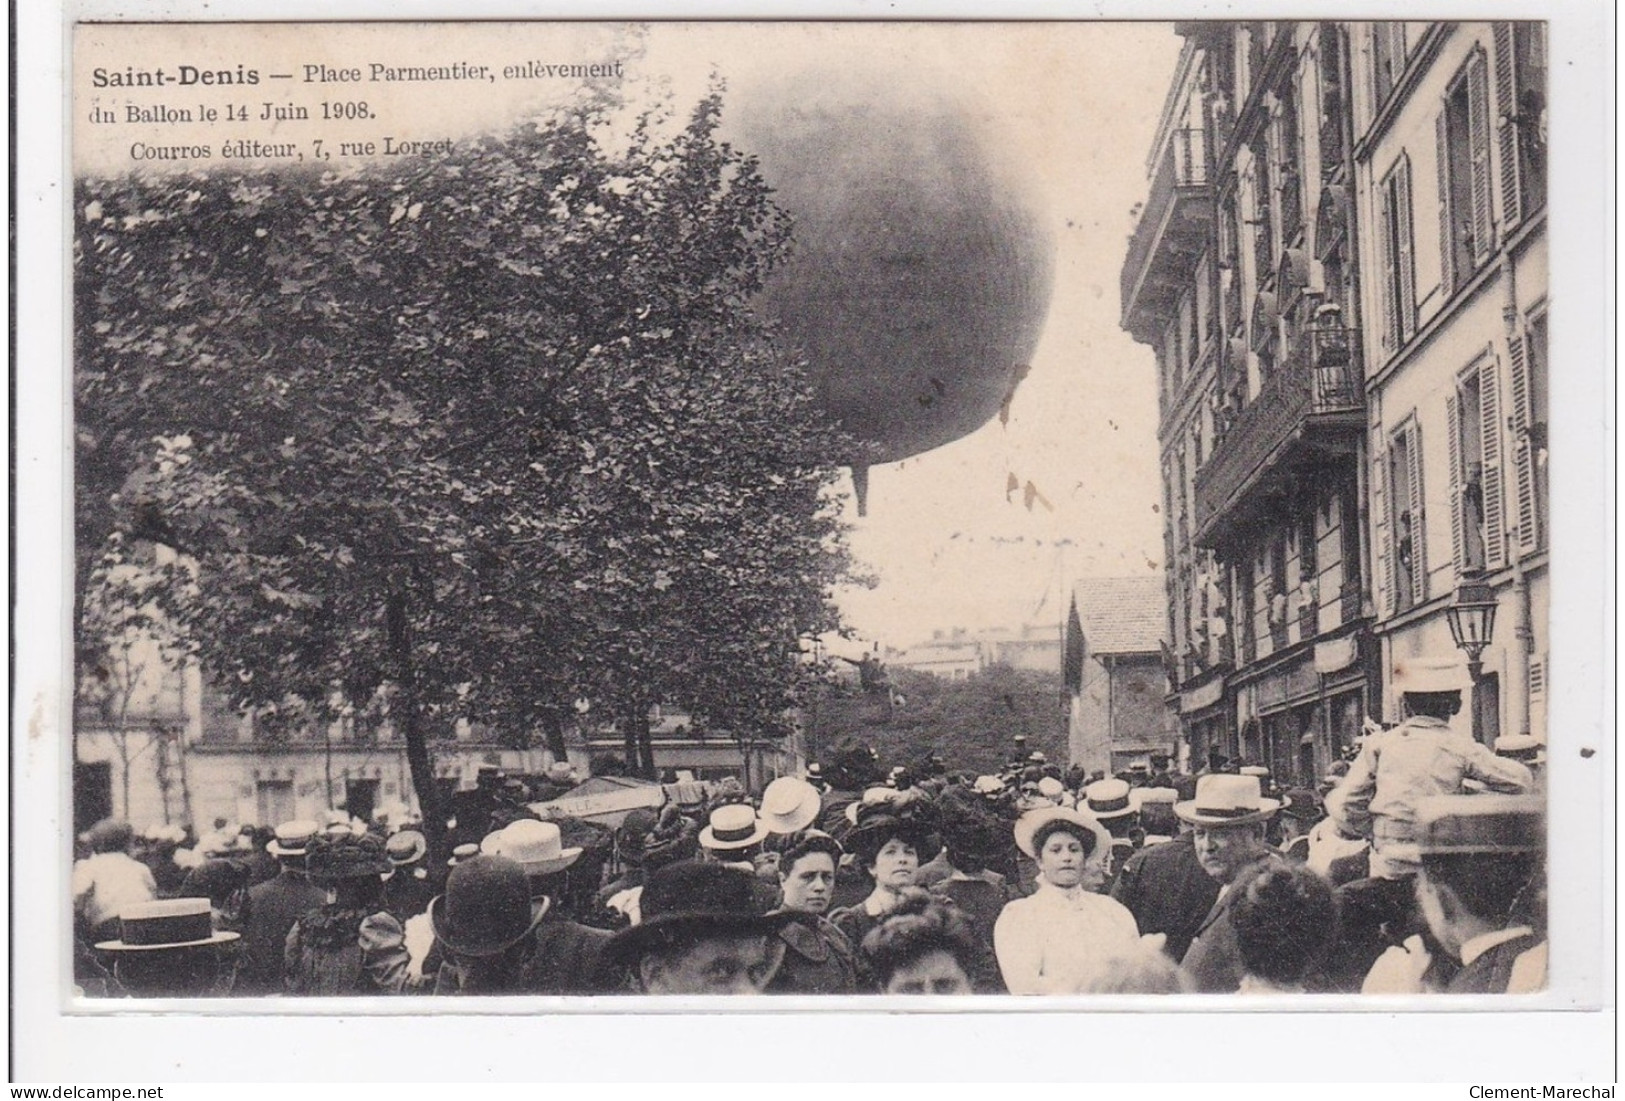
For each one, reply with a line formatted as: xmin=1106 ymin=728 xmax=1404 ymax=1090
xmin=429 ymin=855 xmax=549 ymax=958
xmin=758 ymin=776 xmax=822 ymax=835
xmin=1239 ymin=765 xmax=1271 ymax=780
xmin=1414 ymin=793 xmax=1544 ymax=856
xmin=699 ymin=803 xmax=770 ymax=852
xmin=266 ymin=819 xmax=319 ymax=859
xmin=489 ymin=819 xmax=583 ymax=875
xmin=447 ymin=842 xmax=480 ymax=868
xmin=95 ymin=898 xmax=240 ymax=952
xmin=1174 ymin=774 xmax=1282 ymax=827
xmin=1013 ymin=805 xmax=1113 ymax=861
xmin=603 ymin=861 xmax=794 ymax=967
xmin=385 ymin=829 xmax=428 ymax=867
xmin=1081 ymin=778 xmax=1136 ymax=820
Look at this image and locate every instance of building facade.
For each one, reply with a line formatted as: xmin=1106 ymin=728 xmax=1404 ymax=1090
xmin=1065 ymin=577 xmax=1175 ymax=774
xmin=1123 ymin=20 xmax=1547 ymax=779
xmin=1351 ymin=21 xmax=1547 ymax=741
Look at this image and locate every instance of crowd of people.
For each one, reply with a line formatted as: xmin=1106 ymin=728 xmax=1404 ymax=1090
xmin=73 ymin=657 xmax=1546 ymax=998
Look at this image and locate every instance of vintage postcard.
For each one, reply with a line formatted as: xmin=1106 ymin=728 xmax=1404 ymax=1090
xmin=15 ymin=6 xmax=1613 ymax=1083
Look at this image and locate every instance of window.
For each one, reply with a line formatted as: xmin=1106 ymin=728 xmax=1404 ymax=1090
xmin=1448 ymin=366 xmax=1494 ymax=575
xmin=1436 ymin=49 xmax=1493 ymax=296
xmin=1371 ymin=23 xmax=1408 ymax=108
xmin=1377 ymin=155 xmax=1417 ymax=352
xmin=256 ymin=779 xmax=295 ymax=827
xmin=1386 ymin=419 xmax=1427 ymax=613
xmin=1495 ymin=22 xmax=1547 ymax=228
xmin=1510 ymin=313 xmax=1549 ymax=552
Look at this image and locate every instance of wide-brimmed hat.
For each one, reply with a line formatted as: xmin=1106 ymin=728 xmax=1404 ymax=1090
xmin=266 ymin=819 xmax=320 ymax=859
xmin=1493 ymin=733 xmax=1546 ymax=763
xmin=844 ymin=803 xmax=941 ymax=866
xmin=489 ymin=819 xmax=583 ymax=875
xmin=603 ymin=860 xmax=794 ymax=966
xmin=429 ymin=855 xmax=549 ymax=957
xmin=1081 ymin=778 xmax=1136 ymax=820
xmin=305 ymin=832 xmax=392 ymax=882
xmin=447 ymin=842 xmax=480 ymax=867
xmin=1174 ymin=774 xmax=1281 ymax=827
xmin=699 ymin=803 xmax=770 ymax=851
xmin=844 ymin=786 xmax=899 ymax=826
xmin=95 ymin=898 xmax=240 ymax=952
xmin=759 ymin=776 xmax=822 ymax=835
xmin=1013 ymin=806 xmax=1112 ymax=861
xmin=1239 ymin=765 xmax=1271 ymax=780
xmin=385 ymin=829 xmax=428 ymax=866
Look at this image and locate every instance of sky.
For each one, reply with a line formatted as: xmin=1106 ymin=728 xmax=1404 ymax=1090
xmin=73 ymin=20 xmax=1185 ymax=654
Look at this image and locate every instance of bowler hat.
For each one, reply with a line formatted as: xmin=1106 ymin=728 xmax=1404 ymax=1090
xmin=385 ymin=829 xmax=428 ymax=866
xmin=603 ymin=860 xmax=792 ymax=966
xmin=95 ymin=898 xmax=240 ymax=952
xmin=1279 ymin=789 xmax=1324 ymax=822
xmin=1174 ymin=774 xmax=1281 ymax=827
xmin=429 ymin=855 xmax=548 ymax=957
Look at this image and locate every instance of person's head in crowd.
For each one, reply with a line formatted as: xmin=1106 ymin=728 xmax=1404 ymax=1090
xmin=1131 ymin=787 xmax=1180 ymax=840
xmin=775 ymin=832 xmax=843 ymax=915
xmin=430 ymin=854 xmax=548 ymax=975
xmin=1318 ymin=759 xmax=1351 ymax=797
xmin=1397 ymin=658 xmax=1469 ymax=721
xmin=1078 ymin=937 xmax=1191 ymax=994
xmin=615 ymin=808 xmax=662 ymax=871
xmin=179 ymin=858 xmax=250 ymax=926
xmin=826 ymin=738 xmax=883 ymax=792
xmin=937 ymin=788 xmax=1006 ymax=875
xmin=1015 ymin=806 xmax=1112 ymax=893
xmin=95 ymin=898 xmax=239 ymax=996
xmin=485 ymin=819 xmax=583 ymax=901
xmin=267 ymin=819 xmax=319 ymax=873
xmin=758 ymin=776 xmax=822 ymax=838
xmin=1176 ymin=775 xmax=1280 ymax=885
xmin=1149 ymin=752 xmax=1172 ymax=773
xmin=1277 ymin=789 xmax=1324 ymax=846
xmin=1081 ymin=778 xmax=1138 ymax=838
xmin=699 ymin=803 xmax=769 ymax=868
xmin=860 ymin=889 xmax=979 ymax=995
xmin=86 ymin=818 xmax=136 ymax=856
xmin=845 ymin=800 xmax=939 ymax=897
xmin=1413 ymin=794 xmax=1545 ymax=962
xmin=607 ymin=861 xmax=790 ymax=994
xmin=1230 ymin=862 xmax=1339 ymax=993
xmin=305 ymin=832 xmax=391 ymax=910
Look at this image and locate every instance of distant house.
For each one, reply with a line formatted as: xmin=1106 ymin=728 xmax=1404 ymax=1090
xmin=886 ymin=624 xmax=1062 ymax=681
xmin=1065 ymin=577 xmax=1176 ymax=774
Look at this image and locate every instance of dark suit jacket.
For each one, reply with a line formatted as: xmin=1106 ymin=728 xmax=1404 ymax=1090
xmin=1110 ymin=834 xmax=1219 ymax=963
xmin=1180 ymin=852 xmax=1286 ymax=993
xmin=1446 ymin=932 xmax=1543 ymax=994
xmin=238 ymin=870 xmax=328 ymax=994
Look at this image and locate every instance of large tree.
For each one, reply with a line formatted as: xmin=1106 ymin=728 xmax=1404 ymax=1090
xmin=75 ymin=86 xmax=854 ymax=838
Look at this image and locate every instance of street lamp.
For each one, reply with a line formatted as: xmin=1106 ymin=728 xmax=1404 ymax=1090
xmin=1445 ymin=576 xmax=1498 ymax=681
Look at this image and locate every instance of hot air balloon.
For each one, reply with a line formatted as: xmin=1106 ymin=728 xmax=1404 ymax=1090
xmin=733 ymin=74 xmax=1056 ymax=513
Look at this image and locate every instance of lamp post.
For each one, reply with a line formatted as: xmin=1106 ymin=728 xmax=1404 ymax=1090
xmin=1445 ymin=575 xmax=1498 ymax=682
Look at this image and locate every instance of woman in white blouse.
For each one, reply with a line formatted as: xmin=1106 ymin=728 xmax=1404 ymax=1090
xmin=994 ymin=806 xmax=1144 ymax=994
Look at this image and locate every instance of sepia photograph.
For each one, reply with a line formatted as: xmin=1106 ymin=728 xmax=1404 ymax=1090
xmin=13 ymin=1 xmax=1613 ymax=1084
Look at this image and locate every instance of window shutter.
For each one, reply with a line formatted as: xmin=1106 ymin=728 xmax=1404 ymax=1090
xmin=1467 ymin=50 xmax=1495 ymax=262
xmin=1494 ymin=22 xmax=1524 ymax=231
xmin=1480 ymin=354 xmax=1506 ymax=568
xmin=1508 ymin=330 xmax=1539 ymax=553
xmin=1405 ymin=420 xmax=1427 ymax=604
xmin=1446 ymin=391 xmax=1465 ymax=573
xmin=1395 ymin=157 xmax=1417 ymax=341
xmin=1378 ymin=181 xmax=1398 ymax=352
xmin=1372 ymin=440 xmax=1392 ymax=618
xmin=1436 ymin=111 xmax=1456 ymax=296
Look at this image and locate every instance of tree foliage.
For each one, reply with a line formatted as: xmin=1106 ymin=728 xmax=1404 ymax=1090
xmin=75 ymin=84 xmax=856 ymax=822
xmin=803 ymin=664 xmax=1069 ymax=777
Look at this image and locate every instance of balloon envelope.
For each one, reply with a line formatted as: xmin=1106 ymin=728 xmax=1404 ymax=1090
xmin=734 ymin=76 xmax=1055 ymax=469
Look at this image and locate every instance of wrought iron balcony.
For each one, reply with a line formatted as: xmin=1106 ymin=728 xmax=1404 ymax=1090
xmin=1193 ymin=325 xmax=1365 ymax=548
xmin=1121 ymin=127 xmax=1214 ymax=343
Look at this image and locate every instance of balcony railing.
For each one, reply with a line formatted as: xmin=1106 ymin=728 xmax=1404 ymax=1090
xmin=1194 ymin=326 xmax=1364 ymax=543
xmin=1121 ymin=127 xmax=1213 ymax=341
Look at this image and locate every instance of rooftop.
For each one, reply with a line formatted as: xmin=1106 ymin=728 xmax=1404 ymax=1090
xmin=1071 ymin=576 xmax=1166 ymax=655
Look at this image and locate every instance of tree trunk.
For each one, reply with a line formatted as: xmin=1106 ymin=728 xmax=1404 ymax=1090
xmin=622 ymin=699 xmax=642 ymax=778
xmin=387 ymin=589 xmax=444 ymax=850
xmin=539 ymin=709 xmax=569 ymax=763
xmin=637 ymin=723 xmax=656 ymax=779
